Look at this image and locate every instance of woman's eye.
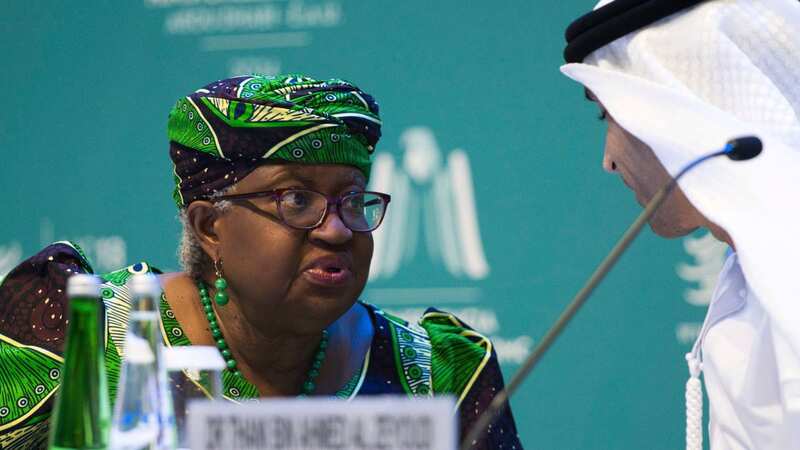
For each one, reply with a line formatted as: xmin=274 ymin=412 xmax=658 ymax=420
xmin=342 ymin=193 xmax=369 ymax=214
xmin=283 ymin=191 xmax=310 ymax=208
xmin=344 ymin=195 xmax=365 ymax=209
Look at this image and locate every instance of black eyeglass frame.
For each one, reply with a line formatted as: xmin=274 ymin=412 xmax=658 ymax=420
xmin=210 ymin=188 xmax=392 ymax=232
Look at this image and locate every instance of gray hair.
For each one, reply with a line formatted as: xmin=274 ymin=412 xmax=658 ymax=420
xmin=177 ymin=191 xmax=232 ymax=279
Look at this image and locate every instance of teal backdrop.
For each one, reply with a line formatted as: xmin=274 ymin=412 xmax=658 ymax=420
xmin=1 ymin=1 xmax=725 ymax=448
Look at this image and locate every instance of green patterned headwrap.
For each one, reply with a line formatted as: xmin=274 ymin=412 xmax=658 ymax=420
xmin=168 ymin=74 xmax=382 ymax=208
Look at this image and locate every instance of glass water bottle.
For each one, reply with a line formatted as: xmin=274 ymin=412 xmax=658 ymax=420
xmin=48 ymin=274 xmax=111 ymax=450
xmin=110 ymin=273 xmax=176 ymax=450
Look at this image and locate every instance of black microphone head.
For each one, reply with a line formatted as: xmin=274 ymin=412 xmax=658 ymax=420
xmin=725 ymin=136 xmax=762 ymax=161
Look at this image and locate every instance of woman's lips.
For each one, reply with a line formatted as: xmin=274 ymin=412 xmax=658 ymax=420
xmin=301 ymin=254 xmax=354 ymax=287
xmin=303 ymin=266 xmax=353 ymax=286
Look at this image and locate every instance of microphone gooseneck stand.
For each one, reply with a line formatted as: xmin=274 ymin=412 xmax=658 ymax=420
xmin=459 ymin=136 xmax=762 ymax=450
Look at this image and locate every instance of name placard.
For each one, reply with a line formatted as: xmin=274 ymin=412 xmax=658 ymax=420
xmin=187 ymin=396 xmax=456 ymax=450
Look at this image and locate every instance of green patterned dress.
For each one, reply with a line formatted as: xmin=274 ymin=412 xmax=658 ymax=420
xmin=0 ymin=242 xmax=522 ymax=449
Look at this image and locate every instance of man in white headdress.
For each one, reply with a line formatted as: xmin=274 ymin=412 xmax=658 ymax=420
xmin=561 ymin=0 xmax=800 ymax=449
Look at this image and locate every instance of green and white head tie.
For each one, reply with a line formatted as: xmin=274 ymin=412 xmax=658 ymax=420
xmin=168 ymin=74 xmax=382 ymax=208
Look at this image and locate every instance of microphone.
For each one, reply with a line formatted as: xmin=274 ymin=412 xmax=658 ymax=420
xmin=673 ymin=136 xmax=762 ymax=179
xmin=724 ymin=136 xmax=762 ymax=161
xmin=459 ymin=135 xmax=762 ymax=450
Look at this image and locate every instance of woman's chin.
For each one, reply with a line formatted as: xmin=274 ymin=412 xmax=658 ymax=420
xmin=295 ymin=273 xmax=364 ymax=314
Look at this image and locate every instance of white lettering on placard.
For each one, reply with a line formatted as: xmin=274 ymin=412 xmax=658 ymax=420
xmin=188 ymin=397 xmax=455 ymax=450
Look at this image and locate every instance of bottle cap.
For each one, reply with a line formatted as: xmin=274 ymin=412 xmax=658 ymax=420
xmin=66 ymin=274 xmax=101 ymax=298
xmin=130 ymin=273 xmax=162 ymax=298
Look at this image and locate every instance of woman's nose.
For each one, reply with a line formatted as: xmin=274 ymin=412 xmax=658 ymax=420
xmin=309 ymin=207 xmax=353 ymax=245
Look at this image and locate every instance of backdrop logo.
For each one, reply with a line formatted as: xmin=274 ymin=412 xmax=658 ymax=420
xmin=674 ymin=232 xmax=729 ymax=345
xmin=0 ymin=242 xmax=22 ymax=282
xmin=368 ymin=126 xmax=489 ymax=281
xmin=0 ymin=221 xmax=129 ymax=283
xmin=676 ymin=232 xmax=729 ymax=306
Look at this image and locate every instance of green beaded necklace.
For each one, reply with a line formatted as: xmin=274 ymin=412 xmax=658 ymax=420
xmin=196 ymin=279 xmax=329 ymax=396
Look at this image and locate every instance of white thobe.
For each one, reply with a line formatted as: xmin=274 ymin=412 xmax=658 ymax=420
xmin=689 ymin=252 xmax=800 ymax=449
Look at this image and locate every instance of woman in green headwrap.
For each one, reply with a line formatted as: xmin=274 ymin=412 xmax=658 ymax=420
xmin=0 ymin=74 xmax=523 ymax=449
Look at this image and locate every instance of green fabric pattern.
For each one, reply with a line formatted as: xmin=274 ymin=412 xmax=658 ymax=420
xmin=0 ymin=337 xmax=61 ymax=433
xmin=168 ymin=74 xmax=382 ymax=208
xmin=199 ymin=96 xmax=327 ymax=129
xmin=169 ymin=98 xmax=224 ymax=158
xmin=0 ymin=419 xmax=49 ymax=450
xmin=159 ymin=294 xmax=191 ymax=347
xmin=380 ymin=310 xmax=433 ymax=396
xmin=100 ymin=263 xmax=155 ymax=403
xmin=419 ymin=311 xmax=491 ymax=402
xmin=334 ymin=371 xmax=363 ymax=399
xmin=265 ymin=126 xmax=372 ymax=172
xmin=101 ymin=267 xmax=135 ymax=287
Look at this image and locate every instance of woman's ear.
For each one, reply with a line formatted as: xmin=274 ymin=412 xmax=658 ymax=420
xmin=186 ymin=201 xmax=222 ymax=260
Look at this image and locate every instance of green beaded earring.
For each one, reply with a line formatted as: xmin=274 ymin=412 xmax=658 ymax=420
xmin=213 ymin=259 xmax=229 ymax=306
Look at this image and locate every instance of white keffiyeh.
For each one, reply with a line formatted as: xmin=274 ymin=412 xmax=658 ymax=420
xmin=561 ymin=0 xmax=800 ymax=448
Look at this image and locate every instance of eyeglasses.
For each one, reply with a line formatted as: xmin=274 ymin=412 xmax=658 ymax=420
xmin=211 ymin=188 xmax=391 ymax=232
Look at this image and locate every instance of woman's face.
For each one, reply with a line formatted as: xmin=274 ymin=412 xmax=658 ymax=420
xmin=208 ymin=164 xmax=374 ymax=335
